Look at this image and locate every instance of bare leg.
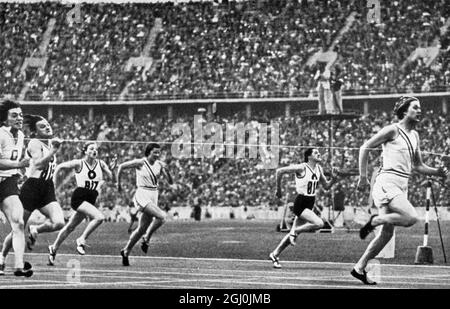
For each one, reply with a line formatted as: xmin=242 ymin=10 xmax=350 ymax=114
xmin=76 ymin=202 xmax=105 ymax=243
xmin=355 ymin=195 xmax=418 ymax=272
xmin=0 ymin=209 xmax=32 ymax=265
xmin=371 ymin=209 xmax=418 ymax=228
xmin=51 ymin=211 xmax=85 ymax=252
xmin=291 ymin=209 xmax=324 ymax=235
xmin=272 ymin=209 xmax=324 ymax=257
xmin=1 ymin=196 xmax=26 ymax=269
xmin=272 ymin=233 xmax=291 ymax=257
xmin=354 ymin=223 xmax=394 ymax=272
xmin=142 ymin=204 xmax=167 ymax=243
xmin=34 ymin=202 xmax=65 ymax=234
xmin=122 ymin=210 xmax=152 ymax=255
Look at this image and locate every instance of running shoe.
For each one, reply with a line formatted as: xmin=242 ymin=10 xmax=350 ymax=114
xmin=76 ymin=238 xmax=86 ymax=255
xmin=27 ymin=225 xmax=38 ymax=251
xmin=14 ymin=261 xmax=33 ymax=277
xmin=360 ymin=215 xmax=377 ymax=240
xmin=351 ymin=268 xmax=377 ymax=285
xmin=141 ymin=237 xmax=149 ymax=254
xmin=269 ymin=252 xmax=282 ymax=269
xmin=48 ymin=245 xmax=57 ymax=266
xmin=120 ymin=249 xmax=130 ymax=267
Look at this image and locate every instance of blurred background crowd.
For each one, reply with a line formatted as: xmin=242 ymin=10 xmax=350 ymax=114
xmin=1 ymin=0 xmax=449 ymax=101
xmin=1 ymin=0 xmax=449 ymax=221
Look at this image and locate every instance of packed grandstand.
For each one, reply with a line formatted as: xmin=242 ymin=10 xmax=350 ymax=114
xmin=1 ymin=0 xmax=449 ymax=220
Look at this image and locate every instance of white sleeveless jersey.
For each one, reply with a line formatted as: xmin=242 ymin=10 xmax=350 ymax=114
xmin=75 ymin=159 xmax=104 ymax=192
xmin=136 ymin=159 xmax=162 ymax=189
xmin=294 ymin=163 xmax=321 ymax=197
xmin=0 ymin=126 xmax=24 ymax=177
xmin=26 ymin=139 xmax=56 ymax=180
xmin=380 ymin=125 xmax=418 ymax=178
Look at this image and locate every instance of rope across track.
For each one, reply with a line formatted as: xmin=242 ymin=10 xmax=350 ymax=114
xmin=22 ymin=137 xmax=450 ymax=160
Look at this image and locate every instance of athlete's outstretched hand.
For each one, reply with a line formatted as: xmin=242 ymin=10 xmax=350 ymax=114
xmin=357 ymin=175 xmax=370 ymax=192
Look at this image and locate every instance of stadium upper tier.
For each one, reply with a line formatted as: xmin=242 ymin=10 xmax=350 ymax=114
xmin=1 ymin=0 xmax=449 ymax=101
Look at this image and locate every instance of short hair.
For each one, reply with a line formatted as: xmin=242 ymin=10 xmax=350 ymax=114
xmin=82 ymin=142 xmax=97 ymax=154
xmin=0 ymin=100 xmax=21 ymax=123
xmin=393 ymin=96 xmax=419 ymax=120
xmin=304 ymin=148 xmax=315 ymax=162
xmin=145 ymin=143 xmax=161 ymax=156
xmin=23 ymin=114 xmax=46 ymax=137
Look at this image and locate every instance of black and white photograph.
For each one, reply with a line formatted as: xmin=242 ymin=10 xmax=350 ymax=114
xmin=0 ymin=0 xmax=450 ymax=293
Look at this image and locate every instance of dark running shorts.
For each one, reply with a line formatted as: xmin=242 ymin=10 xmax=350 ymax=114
xmin=293 ymin=194 xmax=316 ymax=216
xmin=71 ymin=187 xmax=98 ymax=211
xmin=0 ymin=175 xmax=20 ymax=203
xmin=20 ymin=178 xmax=57 ymax=212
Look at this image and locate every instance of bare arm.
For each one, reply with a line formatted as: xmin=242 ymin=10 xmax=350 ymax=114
xmin=275 ymin=164 xmax=305 ymax=198
xmin=319 ymin=165 xmax=338 ymax=190
xmin=358 ymin=125 xmax=397 ymax=190
xmin=159 ymin=161 xmax=173 ymax=185
xmin=413 ymin=133 xmax=448 ymax=177
xmin=314 ymin=70 xmax=320 ymax=80
xmin=0 ymin=158 xmax=29 ymax=170
xmin=100 ymin=160 xmax=114 ymax=181
xmin=28 ymin=139 xmax=62 ymax=169
xmin=53 ymin=159 xmax=81 ymax=185
xmin=116 ymin=159 xmax=144 ymax=191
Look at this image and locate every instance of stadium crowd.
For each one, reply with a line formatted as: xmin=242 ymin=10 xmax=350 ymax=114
xmin=1 ymin=0 xmax=449 ymax=221
xmin=336 ymin=0 xmax=450 ymax=94
xmin=0 ymin=0 xmax=448 ymax=101
xmin=43 ymin=106 xmax=450 ymax=221
xmin=0 ymin=2 xmax=55 ymax=95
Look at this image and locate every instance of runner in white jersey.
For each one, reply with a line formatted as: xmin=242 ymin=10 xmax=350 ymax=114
xmin=351 ymin=96 xmax=448 ymax=285
xmin=0 ymin=100 xmax=33 ymax=277
xmin=1 ymin=115 xmax=65 ymax=270
xmin=47 ymin=142 xmax=115 ymax=265
xmin=269 ymin=148 xmax=338 ymax=269
xmin=117 ymin=143 xmax=173 ymax=266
